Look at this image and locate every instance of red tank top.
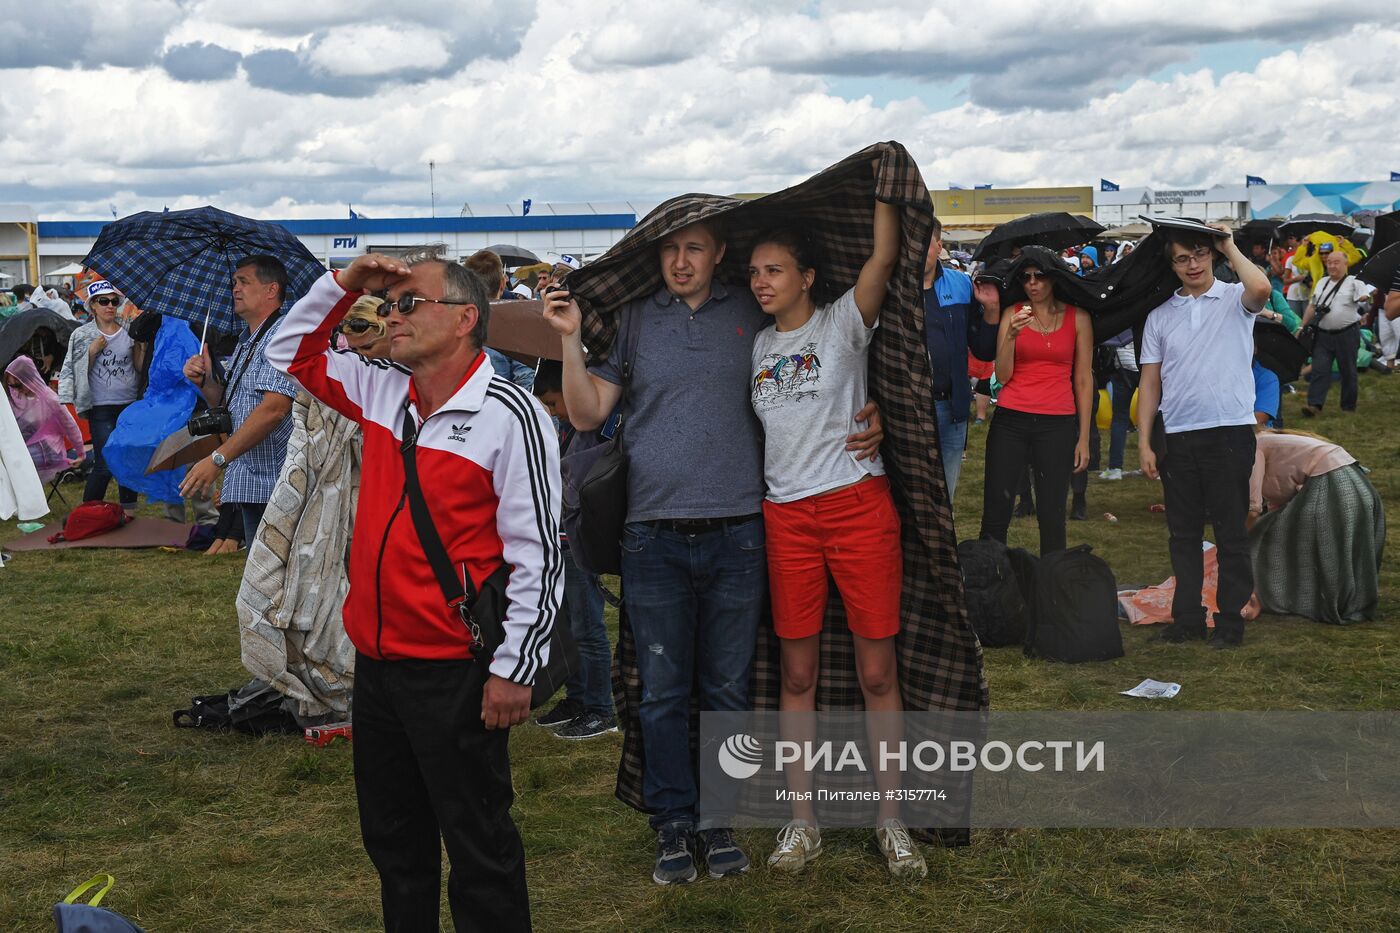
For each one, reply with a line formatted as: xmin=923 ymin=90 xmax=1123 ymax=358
xmin=997 ymin=304 xmax=1077 ymax=415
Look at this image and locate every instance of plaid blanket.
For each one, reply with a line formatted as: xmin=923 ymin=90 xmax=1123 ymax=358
xmin=570 ymin=143 xmax=987 ymax=845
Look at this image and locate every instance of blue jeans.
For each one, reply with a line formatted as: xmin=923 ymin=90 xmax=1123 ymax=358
xmin=239 ymin=502 xmax=267 ymax=542
xmin=621 ymin=517 xmax=765 ymax=830
xmin=83 ymin=403 xmax=138 ymax=507
xmin=562 ymin=547 xmax=612 ymax=715
xmin=934 ymin=399 xmax=967 ymax=500
xmin=1108 ymin=370 xmax=1140 ymax=470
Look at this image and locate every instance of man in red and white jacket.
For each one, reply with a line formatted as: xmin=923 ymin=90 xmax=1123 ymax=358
xmin=267 ymin=250 xmax=560 ymax=933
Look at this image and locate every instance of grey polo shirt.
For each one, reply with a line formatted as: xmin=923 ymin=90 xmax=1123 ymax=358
xmin=591 ymin=281 xmax=768 ymax=523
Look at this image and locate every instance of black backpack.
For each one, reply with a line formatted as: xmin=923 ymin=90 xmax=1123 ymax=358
xmin=172 ymin=688 xmax=301 ymax=736
xmin=1023 ymin=545 xmax=1123 ymax=663
xmin=958 ymin=539 xmax=1036 ymax=647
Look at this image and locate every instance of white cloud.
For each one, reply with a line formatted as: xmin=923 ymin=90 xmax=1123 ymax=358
xmin=306 ymin=24 xmax=453 ymax=77
xmin=1 ymin=1 xmax=1398 ymax=221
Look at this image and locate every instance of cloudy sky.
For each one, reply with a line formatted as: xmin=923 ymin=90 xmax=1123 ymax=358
xmin=2 ymin=0 xmax=1396 ymax=220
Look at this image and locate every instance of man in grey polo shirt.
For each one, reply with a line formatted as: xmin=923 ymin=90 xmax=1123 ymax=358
xmin=1136 ymin=223 xmax=1270 ymax=649
xmin=544 ymin=219 xmax=880 ymax=884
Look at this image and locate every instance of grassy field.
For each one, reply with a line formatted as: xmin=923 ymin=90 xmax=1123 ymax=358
xmin=2 ymin=373 xmax=1397 ymax=932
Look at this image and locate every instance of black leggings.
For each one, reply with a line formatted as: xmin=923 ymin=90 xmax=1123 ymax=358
xmin=980 ymin=406 xmax=1077 ymax=554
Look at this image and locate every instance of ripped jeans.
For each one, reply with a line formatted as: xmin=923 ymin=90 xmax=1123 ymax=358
xmin=621 ymin=517 xmax=765 ymax=830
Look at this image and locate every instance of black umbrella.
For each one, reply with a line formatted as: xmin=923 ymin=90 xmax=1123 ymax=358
xmin=971 ymin=212 xmax=1105 ymax=261
xmin=1278 ymin=213 xmax=1355 ymax=239
xmin=1234 ymin=218 xmax=1280 ymax=248
xmin=1370 ymin=210 xmax=1400 ymax=256
xmin=1357 ymin=242 xmax=1400 ymax=292
xmin=1253 ymin=319 xmax=1307 ymax=384
xmin=482 ymin=243 xmax=541 ymax=267
xmin=0 ymin=308 xmax=79 ymax=381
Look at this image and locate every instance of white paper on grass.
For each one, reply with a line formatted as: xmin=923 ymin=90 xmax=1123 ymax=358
xmin=1121 ymin=679 xmax=1181 ymax=699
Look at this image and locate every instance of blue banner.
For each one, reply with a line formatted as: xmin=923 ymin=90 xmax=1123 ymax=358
xmin=1100 ymin=179 xmax=1120 ymax=192
xmin=1246 ymin=175 xmax=1268 ymax=187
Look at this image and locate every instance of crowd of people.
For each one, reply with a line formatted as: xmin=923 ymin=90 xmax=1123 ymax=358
xmin=2 ymin=174 xmax=1395 ymax=931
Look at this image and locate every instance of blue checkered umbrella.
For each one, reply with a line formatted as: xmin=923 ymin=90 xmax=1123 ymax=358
xmin=81 ymin=206 xmax=325 ymax=337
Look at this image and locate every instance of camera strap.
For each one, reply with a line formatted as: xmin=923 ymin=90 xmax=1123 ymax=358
xmin=221 ymin=310 xmax=282 ymax=402
xmin=399 ymin=405 xmax=484 ymax=654
xmin=1314 ymin=277 xmax=1344 ymax=315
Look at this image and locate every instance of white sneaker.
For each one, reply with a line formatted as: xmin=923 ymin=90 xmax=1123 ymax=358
xmin=1098 ymin=468 xmax=1124 ymax=481
xmin=767 ymin=820 xmax=821 ymax=873
xmin=875 ymin=818 xmax=927 ymax=879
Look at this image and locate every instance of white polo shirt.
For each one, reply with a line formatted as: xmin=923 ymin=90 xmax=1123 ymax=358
xmin=1140 ymin=279 xmax=1258 ymax=434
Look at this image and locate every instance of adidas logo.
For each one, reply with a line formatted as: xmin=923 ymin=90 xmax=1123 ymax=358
xmin=447 ymin=423 xmax=472 ymax=443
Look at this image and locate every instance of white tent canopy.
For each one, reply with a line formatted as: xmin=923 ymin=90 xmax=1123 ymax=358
xmin=41 ymin=262 xmax=85 ymax=280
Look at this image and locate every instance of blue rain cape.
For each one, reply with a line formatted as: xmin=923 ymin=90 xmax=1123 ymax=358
xmin=106 ymin=317 xmax=201 ymax=503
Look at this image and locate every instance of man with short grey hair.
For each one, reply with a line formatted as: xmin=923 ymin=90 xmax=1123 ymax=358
xmin=268 ymin=249 xmax=559 ymax=932
xmin=1300 ymin=247 xmax=1371 ymax=416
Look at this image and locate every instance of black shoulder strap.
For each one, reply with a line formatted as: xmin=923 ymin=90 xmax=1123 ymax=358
xmin=399 ymin=405 xmax=483 ymax=650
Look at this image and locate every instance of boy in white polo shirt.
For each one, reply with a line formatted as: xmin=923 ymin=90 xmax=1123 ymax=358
xmin=1136 ymin=222 xmax=1271 ymax=648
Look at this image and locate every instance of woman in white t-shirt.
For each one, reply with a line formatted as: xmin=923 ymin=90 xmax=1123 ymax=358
xmin=747 ymin=197 xmax=926 ymax=878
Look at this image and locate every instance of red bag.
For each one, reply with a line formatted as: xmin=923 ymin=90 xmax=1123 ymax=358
xmin=48 ymin=502 xmax=130 ymax=543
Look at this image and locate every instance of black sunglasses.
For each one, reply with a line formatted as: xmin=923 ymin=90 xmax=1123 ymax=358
xmin=90 ymin=296 xmax=121 ymax=307
xmin=337 ymin=317 xmax=383 ymax=336
xmin=1020 ymin=270 xmax=1048 ymax=283
xmin=372 ymin=292 xmax=474 ymax=317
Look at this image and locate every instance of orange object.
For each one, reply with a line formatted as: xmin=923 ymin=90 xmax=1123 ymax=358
xmin=1123 ymin=549 xmax=1261 ymax=626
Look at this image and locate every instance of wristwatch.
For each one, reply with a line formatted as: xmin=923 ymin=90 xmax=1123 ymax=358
xmin=212 ymin=451 xmax=228 ymax=469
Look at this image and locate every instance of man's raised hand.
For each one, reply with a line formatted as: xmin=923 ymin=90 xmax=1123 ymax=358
xmin=541 ymin=289 xmax=583 ymax=338
xmin=339 ymin=253 xmax=411 ymax=294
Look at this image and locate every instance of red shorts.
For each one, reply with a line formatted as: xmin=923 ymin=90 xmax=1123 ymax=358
xmin=762 ymin=475 xmax=903 ymax=640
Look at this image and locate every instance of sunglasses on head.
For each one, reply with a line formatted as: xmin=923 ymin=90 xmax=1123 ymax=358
xmin=1020 ymin=270 xmax=1048 ymax=283
xmin=372 ymin=291 xmax=474 ymax=317
xmin=338 ymin=317 xmax=384 ymax=336
xmin=90 ymin=296 xmax=121 ymax=307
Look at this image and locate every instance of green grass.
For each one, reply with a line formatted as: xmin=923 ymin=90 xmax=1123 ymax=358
xmin=2 ymin=374 xmax=1397 ymax=931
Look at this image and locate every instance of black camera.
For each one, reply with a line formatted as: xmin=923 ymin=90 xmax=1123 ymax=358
xmin=188 ymin=407 xmax=233 ymax=437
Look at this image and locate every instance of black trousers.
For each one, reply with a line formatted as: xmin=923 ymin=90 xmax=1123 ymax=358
xmin=1307 ymin=325 xmax=1360 ymax=411
xmin=353 ymin=653 xmax=530 ymax=933
xmin=981 ymin=407 xmax=1077 ymax=555
xmin=1158 ymin=425 xmax=1256 ymax=628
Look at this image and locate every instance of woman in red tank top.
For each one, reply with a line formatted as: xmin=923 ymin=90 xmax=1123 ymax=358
xmin=979 ymin=247 xmax=1094 ymax=554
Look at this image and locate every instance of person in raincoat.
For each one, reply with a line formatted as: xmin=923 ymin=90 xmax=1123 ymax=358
xmin=4 ymin=355 xmax=84 ymax=483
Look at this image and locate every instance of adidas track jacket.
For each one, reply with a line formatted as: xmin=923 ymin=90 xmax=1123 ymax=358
xmin=266 ymin=271 xmax=561 ymax=684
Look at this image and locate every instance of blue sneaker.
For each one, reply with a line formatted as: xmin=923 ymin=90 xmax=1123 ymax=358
xmin=698 ymin=827 xmax=750 ymax=879
xmin=653 ymin=822 xmax=698 ymax=885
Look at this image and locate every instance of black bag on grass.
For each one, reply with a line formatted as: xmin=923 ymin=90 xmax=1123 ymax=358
xmin=1023 ymin=545 xmax=1123 ymax=663
xmin=958 ymin=538 xmax=1031 ymax=647
xmin=172 ymin=687 xmax=300 ymax=736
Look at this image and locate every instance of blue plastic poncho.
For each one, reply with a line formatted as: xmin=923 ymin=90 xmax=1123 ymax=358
xmin=105 ymin=317 xmax=201 ymax=503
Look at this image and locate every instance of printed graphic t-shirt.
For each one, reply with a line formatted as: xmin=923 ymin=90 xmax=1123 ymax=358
xmin=750 ymin=287 xmax=883 ymax=503
xmin=88 ymin=326 xmax=139 ymax=406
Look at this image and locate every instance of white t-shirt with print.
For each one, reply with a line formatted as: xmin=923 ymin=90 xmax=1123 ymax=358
xmin=750 ymin=287 xmax=882 ymax=503
xmin=88 ymin=326 xmax=139 ymax=406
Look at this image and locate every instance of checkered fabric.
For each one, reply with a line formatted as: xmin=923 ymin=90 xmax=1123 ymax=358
xmin=82 ymin=207 xmax=326 ymax=337
xmin=572 ymin=142 xmax=988 ymax=843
